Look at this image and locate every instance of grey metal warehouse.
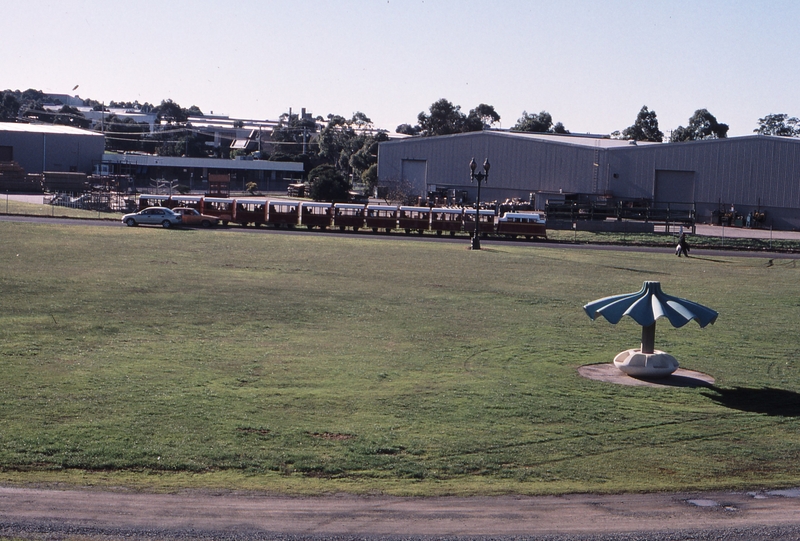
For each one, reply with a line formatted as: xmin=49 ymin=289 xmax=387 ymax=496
xmin=377 ymin=131 xmax=800 ymax=230
xmin=0 ymin=123 xmax=105 ymax=175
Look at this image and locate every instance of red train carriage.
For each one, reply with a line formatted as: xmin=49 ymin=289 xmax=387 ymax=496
xmin=430 ymin=208 xmax=464 ymax=236
xmin=268 ymin=200 xmax=300 ymax=228
xmin=235 ymin=198 xmax=268 ymax=227
xmin=203 ymin=197 xmax=235 ymax=225
xmin=365 ymin=205 xmax=398 ymax=233
xmin=138 ymin=194 xmax=173 ymax=210
xmin=463 ymin=209 xmax=496 ymax=236
xmin=398 ymin=206 xmax=431 ymax=235
xmin=333 ymin=203 xmax=366 ymax=232
xmin=301 ymin=202 xmax=333 ymax=230
xmin=169 ymin=195 xmax=204 ymax=212
xmin=496 ymin=212 xmax=547 ymax=240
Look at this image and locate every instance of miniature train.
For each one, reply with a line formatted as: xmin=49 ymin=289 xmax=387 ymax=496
xmin=138 ymin=194 xmax=547 ymax=240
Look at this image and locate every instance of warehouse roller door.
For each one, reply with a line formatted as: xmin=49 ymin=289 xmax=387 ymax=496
xmin=655 ymin=170 xmax=695 ymax=204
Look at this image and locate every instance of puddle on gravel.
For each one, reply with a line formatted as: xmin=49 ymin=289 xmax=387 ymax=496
xmin=766 ymin=488 xmax=800 ymax=498
xmin=687 ymin=499 xmax=719 ymax=507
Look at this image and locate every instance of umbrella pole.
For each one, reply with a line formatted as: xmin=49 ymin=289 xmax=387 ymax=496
xmin=641 ymin=323 xmax=656 ymax=354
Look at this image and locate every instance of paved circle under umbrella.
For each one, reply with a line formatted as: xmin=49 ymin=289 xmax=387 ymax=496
xmin=583 ymin=281 xmax=718 ymax=377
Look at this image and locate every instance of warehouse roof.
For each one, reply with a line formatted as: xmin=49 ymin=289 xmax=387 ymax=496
xmin=0 ymin=122 xmax=103 ymax=137
xmin=379 ymin=129 xmax=659 ymax=149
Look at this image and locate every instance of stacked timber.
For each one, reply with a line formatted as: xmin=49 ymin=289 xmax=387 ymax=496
xmin=42 ymin=171 xmax=88 ymax=193
xmin=0 ymin=162 xmax=43 ymax=193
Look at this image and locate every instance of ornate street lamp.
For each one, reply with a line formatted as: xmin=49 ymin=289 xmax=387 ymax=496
xmin=469 ymin=157 xmax=490 ymax=250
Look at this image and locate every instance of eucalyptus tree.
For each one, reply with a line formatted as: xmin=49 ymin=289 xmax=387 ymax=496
xmin=511 ymin=110 xmax=569 ymax=134
xmin=754 ymin=113 xmax=799 ymax=136
xmin=671 ymin=109 xmax=729 ymax=142
xmin=404 ymin=99 xmax=500 ymax=136
xmin=622 ymin=106 xmax=664 ymax=142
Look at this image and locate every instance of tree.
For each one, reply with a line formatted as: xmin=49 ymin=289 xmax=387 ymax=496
xmin=318 ymin=114 xmax=359 ymax=170
xmin=466 ymin=103 xmax=501 ymax=131
xmin=671 ymin=109 xmax=729 ymax=142
xmin=381 ymin=177 xmax=418 ymax=205
xmin=0 ymin=91 xmax=21 ymax=121
xmin=755 ymin=113 xmax=799 ymax=136
xmin=316 ymin=112 xmax=387 ymax=188
xmin=270 ymin=110 xmax=318 ymax=158
xmin=511 ymin=110 xmax=569 ymax=134
xmin=54 ymin=105 xmax=90 ymax=128
xmin=512 ymin=110 xmax=551 ymax=132
xmin=553 ymin=122 xmax=569 ymax=134
xmin=307 ymin=164 xmax=351 ymax=202
xmin=185 ymin=105 xmax=204 ymax=117
xmin=361 ymin=164 xmax=378 ymax=189
xmin=102 ymin=115 xmax=151 ymax=152
xmin=349 ymin=131 xmax=389 ymax=192
xmin=1 ymin=88 xmax=48 ymax=122
xmin=415 ymin=99 xmax=498 ymax=136
xmin=416 ymin=98 xmax=466 ymax=136
xmin=397 ymin=99 xmax=498 ymax=136
xmin=622 ymin=106 xmax=663 ymax=142
xmin=153 ymin=99 xmax=202 ymax=124
xmin=395 ymin=123 xmax=420 ymax=136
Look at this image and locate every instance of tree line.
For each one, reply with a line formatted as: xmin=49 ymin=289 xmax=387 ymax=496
xmin=396 ymin=98 xmax=800 ymax=142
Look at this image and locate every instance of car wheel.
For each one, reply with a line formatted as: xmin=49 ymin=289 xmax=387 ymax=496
xmin=201 ymin=220 xmax=211 ymax=228
xmin=161 ymin=220 xmax=172 ymax=228
xmin=126 ymin=218 xmax=137 ymax=227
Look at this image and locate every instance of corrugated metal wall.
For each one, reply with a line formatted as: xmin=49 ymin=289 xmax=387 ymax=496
xmin=607 ymin=136 xmax=800 ymax=209
xmin=0 ymin=129 xmax=105 ymax=175
xmin=377 ymin=132 xmax=800 ymax=227
xmin=378 ymin=132 xmax=599 ymax=200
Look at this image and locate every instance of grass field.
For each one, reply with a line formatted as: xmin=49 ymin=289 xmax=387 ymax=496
xmin=0 ymin=198 xmax=122 ymax=220
xmin=1 ymin=221 xmax=799 ymax=495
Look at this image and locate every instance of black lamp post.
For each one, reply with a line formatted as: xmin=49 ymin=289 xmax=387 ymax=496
xmin=469 ymin=157 xmax=490 ymax=250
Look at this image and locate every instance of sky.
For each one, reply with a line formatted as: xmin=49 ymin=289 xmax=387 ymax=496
xmin=3 ymin=0 xmax=800 ymax=137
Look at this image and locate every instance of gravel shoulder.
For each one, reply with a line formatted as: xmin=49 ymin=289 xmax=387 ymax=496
xmin=2 ymin=486 xmax=800 ymax=540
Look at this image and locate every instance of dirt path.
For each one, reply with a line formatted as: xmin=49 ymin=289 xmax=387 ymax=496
xmin=2 ymin=486 xmax=800 ymax=539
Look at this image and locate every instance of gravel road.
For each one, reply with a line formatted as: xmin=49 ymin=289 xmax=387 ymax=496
xmin=2 ymin=486 xmax=800 ymax=540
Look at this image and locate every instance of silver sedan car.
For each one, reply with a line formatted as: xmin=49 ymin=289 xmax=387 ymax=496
xmin=122 ymin=207 xmax=182 ymax=228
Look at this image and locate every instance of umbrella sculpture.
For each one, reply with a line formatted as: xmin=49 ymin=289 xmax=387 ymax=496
xmin=583 ymin=281 xmax=718 ymax=377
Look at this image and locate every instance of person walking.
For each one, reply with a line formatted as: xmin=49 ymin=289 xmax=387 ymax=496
xmin=677 ymin=232 xmax=690 ymax=257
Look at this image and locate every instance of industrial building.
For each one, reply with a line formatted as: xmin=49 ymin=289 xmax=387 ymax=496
xmin=100 ymin=153 xmax=304 ymax=193
xmin=377 ymin=131 xmax=800 ymax=230
xmin=0 ymin=123 xmax=305 ymax=194
xmin=0 ymin=123 xmax=105 ymax=175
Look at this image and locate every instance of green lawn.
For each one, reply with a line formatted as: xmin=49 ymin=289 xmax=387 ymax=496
xmin=1 ymin=221 xmax=799 ymax=495
xmin=0 ymin=198 xmax=123 ymax=220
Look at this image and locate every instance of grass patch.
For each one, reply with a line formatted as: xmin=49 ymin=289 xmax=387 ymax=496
xmin=0 ymin=198 xmax=123 ymax=220
xmin=1 ymin=222 xmax=799 ymax=495
xmin=547 ymin=229 xmax=800 ymax=253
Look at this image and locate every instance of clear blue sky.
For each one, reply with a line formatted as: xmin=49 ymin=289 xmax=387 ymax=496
xmin=3 ymin=0 xmax=799 ymax=136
